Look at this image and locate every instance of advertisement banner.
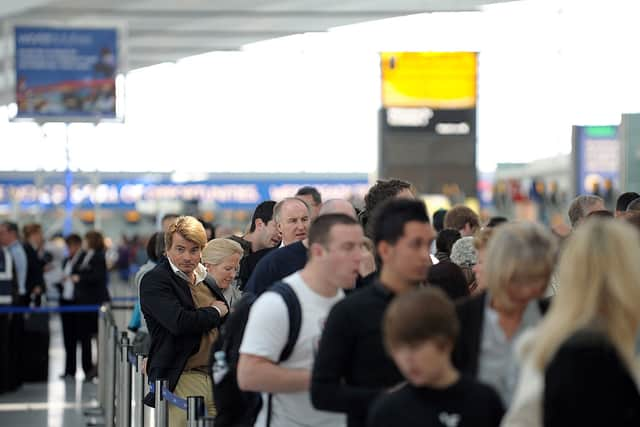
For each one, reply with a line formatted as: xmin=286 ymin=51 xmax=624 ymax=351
xmin=14 ymin=26 xmax=119 ymax=120
xmin=575 ymin=125 xmax=620 ymax=195
xmin=0 ymin=178 xmax=370 ymax=210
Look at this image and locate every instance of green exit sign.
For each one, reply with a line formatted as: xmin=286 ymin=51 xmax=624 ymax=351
xmin=584 ymin=126 xmax=617 ymax=138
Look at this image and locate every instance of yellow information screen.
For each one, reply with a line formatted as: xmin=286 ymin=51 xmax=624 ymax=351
xmin=381 ymin=52 xmax=477 ymax=109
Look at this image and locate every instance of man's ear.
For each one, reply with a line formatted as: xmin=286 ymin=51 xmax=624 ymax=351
xmin=309 ymin=242 xmax=324 ymax=259
xmin=277 ymin=222 xmax=283 ymax=234
xmin=255 ymin=218 xmax=265 ymax=230
xmin=377 ymin=240 xmax=392 ymax=263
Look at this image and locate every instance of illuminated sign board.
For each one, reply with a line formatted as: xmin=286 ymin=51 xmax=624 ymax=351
xmin=380 ymin=52 xmax=477 ymax=109
xmin=575 ymin=125 xmax=620 ymax=195
xmin=0 ymin=179 xmax=369 ymax=210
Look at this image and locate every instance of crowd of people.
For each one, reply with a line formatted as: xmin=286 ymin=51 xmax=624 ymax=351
xmin=3 ymin=181 xmax=640 ymax=427
xmin=136 ymin=183 xmax=640 ymax=426
xmin=0 ymin=225 xmax=110 ymax=392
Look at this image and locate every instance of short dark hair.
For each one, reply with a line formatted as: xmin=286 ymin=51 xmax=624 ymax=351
xmin=197 ymin=218 xmax=215 ymax=236
xmin=427 ymin=261 xmax=469 ymax=301
xmin=616 ymin=192 xmax=640 ymax=212
xmin=155 ymin=231 xmax=166 ymax=259
xmin=2 ymin=221 xmax=19 ymax=235
xmin=249 ymin=201 xmax=276 ymax=233
xmin=487 ymin=216 xmax=508 ymax=228
xmin=432 ymin=209 xmax=447 ymax=233
xmin=436 ymin=229 xmax=461 ymax=254
xmin=65 ymin=233 xmax=82 ymax=247
xmin=370 ymin=199 xmax=429 ymax=247
xmin=364 ymin=179 xmax=413 ymax=213
xmin=628 ymin=198 xmax=640 ymax=212
xmin=22 ymin=223 xmax=42 ymax=239
xmin=162 ymin=213 xmax=179 ymax=223
xmin=308 ymin=214 xmax=359 ymax=249
xmin=384 ymin=287 xmax=459 ymax=351
xmin=296 ymin=186 xmax=322 ymax=205
xmin=146 ymin=232 xmax=163 ymax=262
xmin=444 ymin=205 xmax=480 ymax=231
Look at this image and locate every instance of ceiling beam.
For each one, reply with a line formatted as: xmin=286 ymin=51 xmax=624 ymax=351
xmin=128 ymin=29 xmax=306 ymax=38
xmin=23 ymin=8 xmax=432 ymax=20
xmin=128 ymin=45 xmax=238 ymax=55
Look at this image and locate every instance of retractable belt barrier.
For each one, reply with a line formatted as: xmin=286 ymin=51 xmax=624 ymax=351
xmin=1 ymin=300 xmax=207 ymax=426
xmin=94 ymin=303 xmax=208 ymax=427
xmin=0 ymin=303 xmax=135 ymax=315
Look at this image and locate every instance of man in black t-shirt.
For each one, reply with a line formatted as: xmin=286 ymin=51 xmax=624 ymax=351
xmin=368 ymin=288 xmax=504 ymax=427
xmin=311 ymin=199 xmax=436 ymax=427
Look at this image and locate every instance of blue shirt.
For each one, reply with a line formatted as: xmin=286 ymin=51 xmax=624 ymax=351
xmin=8 ymin=241 xmax=27 ymax=296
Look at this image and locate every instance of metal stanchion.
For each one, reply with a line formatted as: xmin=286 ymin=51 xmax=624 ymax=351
xmin=105 ymin=324 xmax=118 ymax=427
xmin=132 ymin=354 xmax=145 ymax=427
xmin=118 ymin=333 xmax=132 ymax=427
xmin=154 ymin=379 xmax=168 ymax=427
xmin=196 ymin=416 xmax=216 ymax=427
xmin=97 ymin=305 xmax=108 ymax=409
xmin=186 ymin=396 xmax=205 ymax=427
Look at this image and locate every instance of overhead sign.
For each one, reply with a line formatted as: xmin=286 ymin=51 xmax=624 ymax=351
xmin=14 ymin=26 xmax=120 ymax=120
xmin=380 ymin=52 xmax=477 ymax=109
xmin=0 ymin=179 xmax=370 ymax=210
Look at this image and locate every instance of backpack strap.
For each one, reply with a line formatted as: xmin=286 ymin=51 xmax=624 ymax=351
xmin=269 ymin=281 xmax=302 ymax=362
xmin=265 ymin=280 xmax=302 ymax=427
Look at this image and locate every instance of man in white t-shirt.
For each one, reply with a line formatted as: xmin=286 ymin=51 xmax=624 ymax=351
xmin=238 ymin=213 xmax=365 ymax=427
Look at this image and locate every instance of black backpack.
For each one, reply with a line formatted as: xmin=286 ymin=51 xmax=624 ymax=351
xmin=211 ymin=281 xmax=302 ymax=427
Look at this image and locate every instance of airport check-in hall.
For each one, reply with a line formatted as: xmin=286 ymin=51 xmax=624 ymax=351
xmin=1 ymin=0 xmax=640 ymax=426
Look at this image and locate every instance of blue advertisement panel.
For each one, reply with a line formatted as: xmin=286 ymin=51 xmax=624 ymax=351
xmin=576 ymin=125 xmax=620 ymax=195
xmin=0 ymin=178 xmax=370 ymax=210
xmin=15 ymin=26 xmax=118 ymax=120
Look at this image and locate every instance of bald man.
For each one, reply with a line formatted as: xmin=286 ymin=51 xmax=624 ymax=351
xmin=245 ymin=199 xmax=366 ymax=295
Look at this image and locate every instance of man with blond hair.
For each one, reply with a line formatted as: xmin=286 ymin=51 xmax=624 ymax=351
xmin=141 ymin=216 xmax=229 ymax=424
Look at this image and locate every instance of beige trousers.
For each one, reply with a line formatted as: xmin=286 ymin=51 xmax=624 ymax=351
xmin=168 ymin=371 xmax=216 ymax=426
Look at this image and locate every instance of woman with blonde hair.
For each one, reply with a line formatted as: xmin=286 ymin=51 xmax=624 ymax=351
xmin=503 ymin=218 xmax=640 ymax=426
xmin=453 ymin=222 xmax=558 ymax=406
xmin=202 ymin=238 xmax=244 ymax=308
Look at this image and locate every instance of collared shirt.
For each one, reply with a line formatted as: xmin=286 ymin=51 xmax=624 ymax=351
xmin=167 ymin=259 xmax=218 ymax=371
xmin=8 ymin=241 xmax=27 ymax=296
xmin=62 ymin=250 xmax=83 ymax=301
xmin=477 ymin=292 xmax=542 ymax=406
xmin=167 ymin=258 xmax=207 ymax=285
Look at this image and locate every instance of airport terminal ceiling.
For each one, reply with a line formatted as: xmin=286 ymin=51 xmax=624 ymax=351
xmin=0 ymin=0 xmax=512 ymax=105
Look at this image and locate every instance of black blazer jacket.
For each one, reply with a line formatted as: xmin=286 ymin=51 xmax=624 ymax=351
xmin=23 ymin=243 xmax=45 ymax=295
xmin=452 ymin=291 xmax=551 ymax=377
xmin=140 ymin=258 xmax=228 ymax=405
xmin=74 ymin=250 xmax=110 ymax=305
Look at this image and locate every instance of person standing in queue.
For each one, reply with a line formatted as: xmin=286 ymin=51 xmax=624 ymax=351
xmin=140 ymin=216 xmax=229 ymax=425
xmin=72 ymin=230 xmax=110 ymax=381
xmin=311 ymin=199 xmax=436 ymax=427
